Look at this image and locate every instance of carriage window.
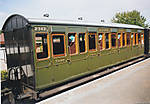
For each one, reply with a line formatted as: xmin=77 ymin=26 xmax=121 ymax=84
xmin=105 ymin=33 xmax=109 ymax=49
xmin=68 ymin=33 xmax=77 ymax=54
xmin=141 ymin=33 xmax=144 ymax=44
xmin=134 ymin=33 xmax=137 ymax=45
xmin=79 ymin=33 xmax=86 ymax=53
xmin=122 ymin=33 xmax=125 ymax=46
xmin=111 ymin=33 xmax=117 ymax=48
xmin=88 ymin=33 xmax=96 ymax=51
xmin=138 ymin=33 xmax=141 ymax=44
xmin=35 ymin=33 xmax=48 ymax=59
xmin=98 ymin=33 xmax=103 ymax=50
xmin=118 ymin=33 xmax=121 ymax=47
xmin=131 ymin=33 xmax=134 ymax=45
xmin=127 ymin=33 xmax=130 ymax=45
xmin=52 ymin=34 xmax=65 ymax=56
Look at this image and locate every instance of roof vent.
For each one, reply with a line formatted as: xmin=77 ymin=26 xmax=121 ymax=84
xmin=100 ymin=20 xmax=105 ymax=22
xmin=78 ymin=17 xmax=83 ymax=20
xmin=43 ymin=14 xmax=49 ymax=18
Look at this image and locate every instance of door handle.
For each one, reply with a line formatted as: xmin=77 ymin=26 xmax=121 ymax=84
xmin=67 ymin=59 xmax=71 ymax=64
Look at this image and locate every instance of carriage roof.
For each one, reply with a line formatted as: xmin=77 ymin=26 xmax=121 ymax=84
xmin=2 ymin=14 xmax=144 ymax=32
xmin=28 ymin=18 xmax=144 ymax=29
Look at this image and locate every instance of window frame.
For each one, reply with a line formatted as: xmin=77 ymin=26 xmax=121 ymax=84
xmin=117 ymin=33 xmax=122 ymax=48
xmin=141 ymin=33 xmax=144 ymax=44
xmin=78 ymin=32 xmax=87 ymax=54
xmin=122 ymin=32 xmax=126 ymax=47
xmin=88 ymin=33 xmax=97 ymax=51
xmin=67 ymin=32 xmax=78 ymax=56
xmin=137 ymin=33 xmax=141 ymax=44
xmin=111 ymin=33 xmax=117 ymax=48
xmin=126 ymin=32 xmax=131 ymax=46
xmin=104 ymin=33 xmax=111 ymax=49
xmin=98 ymin=33 xmax=105 ymax=51
xmin=131 ymin=32 xmax=134 ymax=46
xmin=133 ymin=33 xmax=137 ymax=45
xmin=34 ymin=32 xmax=50 ymax=61
xmin=51 ymin=34 xmax=66 ymax=57
xmin=135 ymin=33 xmax=138 ymax=45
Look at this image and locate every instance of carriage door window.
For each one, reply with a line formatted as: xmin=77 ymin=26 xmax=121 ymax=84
xmin=111 ymin=33 xmax=117 ymax=48
xmin=79 ymin=33 xmax=86 ymax=53
xmin=127 ymin=33 xmax=131 ymax=46
xmin=35 ymin=33 xmax=48 ymax=59
xmin=138 ymin=33 xmax=141 ymax=44
xmin=52 ymin=34 xmax=65 ymax=57
xmin=141 ymin=33 xmax=144 ymax=44
xmin=131 ymin=33 xmax=134 ymax=45
xmin=98 ymin=33 xmax=103 ymax=50
xmin=118 ymin=33 xmax=121 ymax=47
xmin=68 ymin=33 xmax=77 ymax=54
xmin=122 ymin=33 xmax=125 ymax=46
xmin=134 ymin=33 xmax=137 ymax=45
xmin=105 ymin=33 xmax=109 ymax=49
xmin=88 ymin=33 xmax=96 ymax=51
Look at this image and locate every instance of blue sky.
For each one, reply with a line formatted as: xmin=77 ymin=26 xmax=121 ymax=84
xmin=0 ymin=0 xmax=150 ymax=29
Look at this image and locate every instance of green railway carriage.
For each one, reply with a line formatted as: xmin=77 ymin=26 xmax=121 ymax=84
xmin=2 ymin=14 xmax=147 ymax=97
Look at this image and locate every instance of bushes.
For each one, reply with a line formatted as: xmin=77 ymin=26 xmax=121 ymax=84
xmin=1 ymin=70 xmax=8 ymax=80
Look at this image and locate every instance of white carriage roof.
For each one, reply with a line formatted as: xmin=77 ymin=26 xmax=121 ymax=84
xmin=27 ymin=18 xmax=144 ymax=30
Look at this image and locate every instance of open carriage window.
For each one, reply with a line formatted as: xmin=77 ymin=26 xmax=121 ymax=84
xmin=35 ymin=33 xmax=49 ymax=59
xmin=98 ymin=33 xmax=103 ymax=50
xmin=122 ymin=33 xmax=125 ymax=46
xmin=68 ymin=33 xmax=77 ymax=55
xmin=118 ymin=33 xmax=121 ymax=47
xmin=141 ymin=33 xmax=144 ymax=44
xmin=131 ymin=33 xmax=134 ymax=45
xmin=79 ymin=33 xmax=86 ymax=53
xmin=105 ymin=33 xmax=109 ymax=49
xmin=138 ymin=33 xmax=141 ymax=44
xmin=134 ymin=33 xmax=137 ymax=45
xmin=127 ymin=33 xmax=131 ymax=46
xmin=52 ymin=34 xmax=65 ymax=57
xmin=88 ymin=33 xmax=96 ymax=51
xmin=111 ymin=33 xmax=117 ymax=48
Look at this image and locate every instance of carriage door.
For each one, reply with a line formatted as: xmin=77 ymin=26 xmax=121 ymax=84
xmin=51 ymin=34 xmax=67 ymax=82
xmin=35 ymin=32 xmax=53 ymax=87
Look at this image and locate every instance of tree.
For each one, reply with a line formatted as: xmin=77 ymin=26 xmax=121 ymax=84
xmin=111 ymin=10 xmax=148 ymax=27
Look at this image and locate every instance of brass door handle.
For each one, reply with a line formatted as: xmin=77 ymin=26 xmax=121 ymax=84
xmin=67 ymin=59 xmax=71 ymax=64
